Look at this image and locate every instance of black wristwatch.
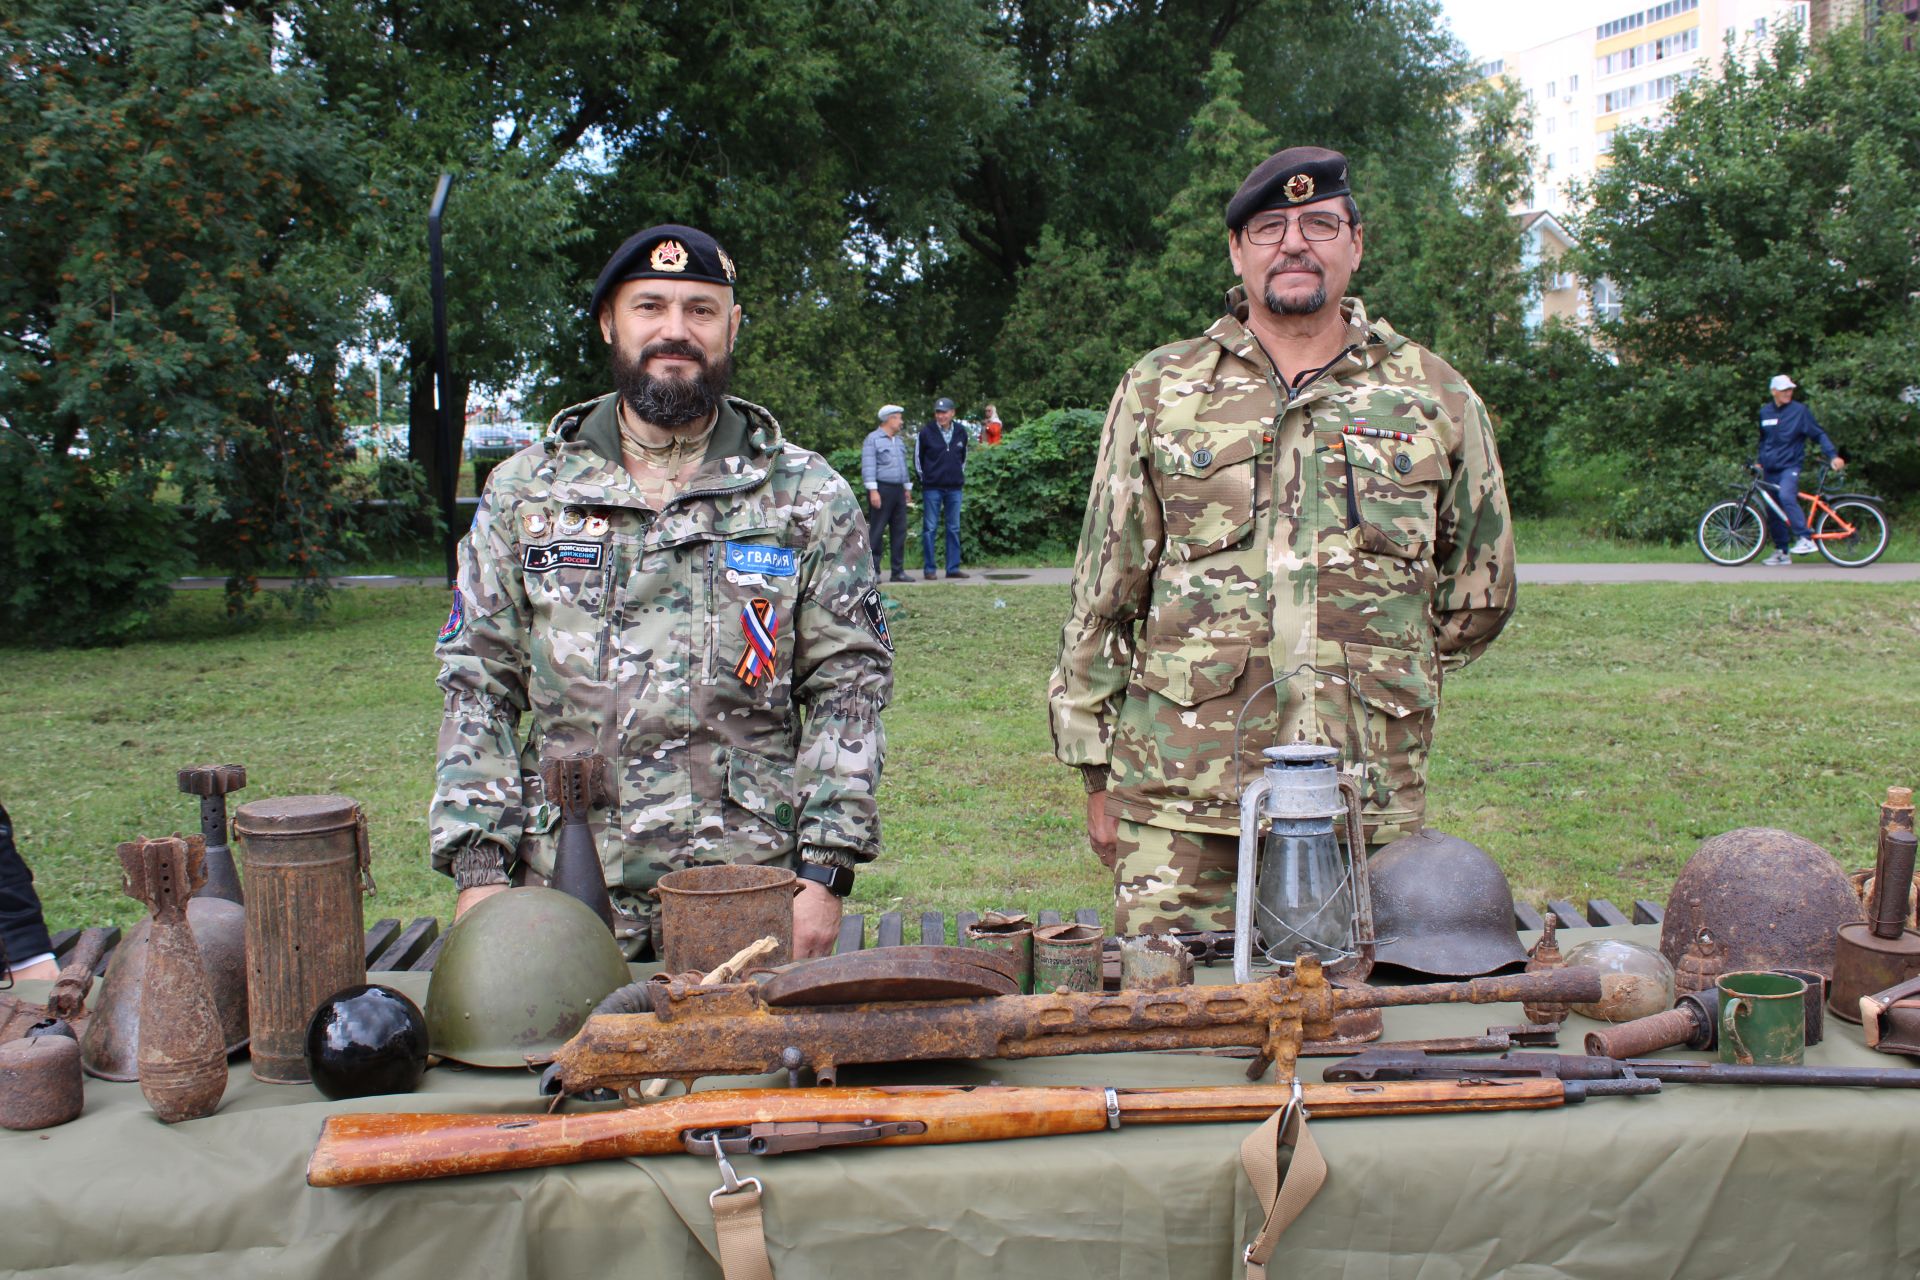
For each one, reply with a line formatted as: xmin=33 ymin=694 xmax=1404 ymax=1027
xmin=796 ymin=860 xmax=856 ymax=898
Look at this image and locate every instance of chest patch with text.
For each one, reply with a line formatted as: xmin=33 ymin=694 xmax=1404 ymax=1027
xmin=523 ymin=541 xmax=604 ymax=573
xmin=725 ymin=542 xmax=797 ymax=577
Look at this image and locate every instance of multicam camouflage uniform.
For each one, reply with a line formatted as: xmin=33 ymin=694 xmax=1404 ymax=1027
xmin=432 ymin=392 xmax=892 ymax=950
xmin=1048 ymin=290 xmax=1516 ymax=934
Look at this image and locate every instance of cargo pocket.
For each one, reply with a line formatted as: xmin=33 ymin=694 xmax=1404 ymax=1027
xmin=1337 ymin=641 xmax=1441 ymax=834
xmin=722 ymin=746 xmax=800 ymax=862
xmin=1134 ymin=641 xmax=1252 ymax=707
xmin=1339 ymin=434 xmax=1449 ymax=560
xmin=1151 ymin=429 xmax=1260 ymax=561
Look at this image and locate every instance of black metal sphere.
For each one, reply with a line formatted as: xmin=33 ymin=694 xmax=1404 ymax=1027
xmin=304 ymin=983 xmax=429 ymax=1100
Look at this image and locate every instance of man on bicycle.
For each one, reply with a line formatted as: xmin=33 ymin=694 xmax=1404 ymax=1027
xmin=1757 ymin=374 xmax=1843 ymax=566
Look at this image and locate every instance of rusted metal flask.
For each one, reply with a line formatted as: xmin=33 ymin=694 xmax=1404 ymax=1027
xmin=1521 ymin=914 xmax=1569 ymax=1025
xmin=234 ymin=796 xmax=373 ymax=1083
xmin=121 ymin=836 xmax=227 ymax=1123
xmin=540 ymin=753 xmax=615 ymax=931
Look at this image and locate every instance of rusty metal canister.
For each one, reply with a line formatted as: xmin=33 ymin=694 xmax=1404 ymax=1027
xmin=234 ymin=796 xmax=372 ymax=1083
xmin=0 ymin=1035 xmax=83 ymax=1130
xmin=654 ymin=864 xmax=796 ymax=977
xmin=1033 ymin=923 xmax=1103 ymax=993
xmin=1119 ymin=935 xmax=1193 ymax=990
xmin=963 ymin=913 xmax=1034 ymax=993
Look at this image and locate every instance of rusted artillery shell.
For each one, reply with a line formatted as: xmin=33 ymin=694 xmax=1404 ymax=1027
xmin=0 ymin=1035 xmax=83 ymax=1130
xmin=179 ymin=764 xmax=247 ymax=905
xmin=963 ymin=913 xmax=1035 ymax=993
xmin=1119 ymin=935 xmax=1194 ymax=990
xmin=235 ymin=796 xmax=372 ymax=1084
xmin=540 ymin=753 xmax=615 ymax=931
xmin=1033 ymin=924 xmax=1103 ymax=993
xmin=1585 ymin=1004 xmax=1709 ymax=1059
xmin=81 ymin=898 xmax=249 ymax=1082
xmin=655 ymin=864 xmax=796 ymax=977
xmin=122 ymin=836 xmax=227 ymax=1123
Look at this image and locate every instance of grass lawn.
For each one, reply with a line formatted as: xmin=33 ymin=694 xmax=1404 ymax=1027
xmin=4 ymin=581 xmax=1915 ymax=936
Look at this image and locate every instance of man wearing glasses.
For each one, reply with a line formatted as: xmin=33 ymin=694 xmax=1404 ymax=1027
xmin=1049 ymin=147 xmax=1516 ymax=935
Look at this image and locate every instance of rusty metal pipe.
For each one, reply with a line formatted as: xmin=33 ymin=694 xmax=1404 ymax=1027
xmin=1584 ymin=1004 xmax=1707 ymax=1059
xmin=1871 ymin=831 xmax=1918 ymax=941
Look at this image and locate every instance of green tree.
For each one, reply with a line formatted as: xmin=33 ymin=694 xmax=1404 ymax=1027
xmin=1568 ymin=26 xmax=1920 ymax=539
xmin=991 ymin=227 xmax=1129 ymax=419
xmin=0 ymin=0 xmax=364 ymax=642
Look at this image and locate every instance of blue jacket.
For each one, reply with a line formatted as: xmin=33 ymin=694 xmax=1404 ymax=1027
xmin=916 ymin=421 xmax=967 ymax=488
xmin=1756 ymin=399 xmax=1837 ymax=474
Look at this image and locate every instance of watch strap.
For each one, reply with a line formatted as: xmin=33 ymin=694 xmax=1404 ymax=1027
xmin=795 ymin=860 xmax=855 ymax=897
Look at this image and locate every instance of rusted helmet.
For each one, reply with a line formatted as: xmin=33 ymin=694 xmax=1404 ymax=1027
xmin=426 ymin=888 xmax=630 ymax=1068
xmin=80 ymin=897 xmax=250 ymax=1082
xmin=1659 ymin=827 xmax=1862 ymax=981
xmin=1366 ymin=829 xmax=1528 ymax=977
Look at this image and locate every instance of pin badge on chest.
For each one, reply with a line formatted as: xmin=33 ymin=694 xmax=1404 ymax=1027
xmin=522 ymin=510 xmax=550 ymax=538
xmin=560 ymin=507 xmax=586 ymax=535
xmin=584 ymin=513 xmax=609 ymax=537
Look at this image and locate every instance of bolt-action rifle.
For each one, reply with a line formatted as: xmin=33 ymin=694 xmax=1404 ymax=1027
xmin=306 ymin=1075 xmax=1656 ymax=1189
xmin=1327 ymin=1049 xmax=1920 ymax=1089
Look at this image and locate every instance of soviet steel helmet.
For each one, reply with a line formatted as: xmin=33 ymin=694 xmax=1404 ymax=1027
xmin=425 ymin=887 xmax=630 ymax=1068
xmin=1367 ymin=829 xmax=1528 ymax=978
xmin=1659 ymin=828 xmax=1861 ymax=981
xmin=81 ymin=897 xmax=250 ymax=1082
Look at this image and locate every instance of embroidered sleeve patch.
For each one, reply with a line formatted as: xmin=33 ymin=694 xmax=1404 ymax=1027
xmin=523 ymin=541 xmax=605 ymax=573
xmin=725 ymin=542 xmax=798 ymax=577
xmin=438 ymin=592 xmax=466 ymax=644
xmin=861 ymin=587 xmax=893 ymax=652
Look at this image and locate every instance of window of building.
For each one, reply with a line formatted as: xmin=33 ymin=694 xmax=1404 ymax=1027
xmin=1546 ymin=79 xmax=1557 ymax=98
xmin=1546 ymin=117 xmax=1557 ymax=133
xmin=1570 ymin=74 xmax=1580 ymax=91
xmin=1592 ymin=277 xmax=1623 ymax=323
xmin=1546 ymin=153 xmax=1558 ymax=171
xmin=1570 ymin=146 xmax=1580 ymax=165
xmin=1752 ymin=17 xmax=1767 ymax=37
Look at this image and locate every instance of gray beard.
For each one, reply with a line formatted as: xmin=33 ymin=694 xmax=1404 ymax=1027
xmin=1264 ymin=283 xmax=1329 ymax=316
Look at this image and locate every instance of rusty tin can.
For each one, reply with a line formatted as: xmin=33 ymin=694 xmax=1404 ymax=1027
xmin=1033 ymin=923 xmax=1104 ymax=993
xmin=1119 ymin=935 xmax=1194 ymax=990
xmin=654 ymin=864 xmax=796 ymax=977
xmin=234 ymin=796 xmax=372 ymax=1083
xmin=962 ymin=913 xmax=1034 ymax=993
xmin=0 ymin=1035 xmax=83 ymax=1130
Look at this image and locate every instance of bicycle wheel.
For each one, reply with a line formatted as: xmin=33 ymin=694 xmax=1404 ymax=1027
xmin=1815 ymin=499 xmax=1889 ymax=567
xmin=1697 ymin=500 xmax=1766 ymax=565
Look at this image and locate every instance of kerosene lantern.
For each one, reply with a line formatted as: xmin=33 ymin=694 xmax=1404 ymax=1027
xmin=1232 ymin=744 xmax=1374 ymax=983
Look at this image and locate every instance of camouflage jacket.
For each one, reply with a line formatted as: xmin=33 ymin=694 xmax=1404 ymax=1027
xmin=431 ymin=393 xmax=892 ymax=891
xmin=1048 ymin=292 xmax=1515 ymax=843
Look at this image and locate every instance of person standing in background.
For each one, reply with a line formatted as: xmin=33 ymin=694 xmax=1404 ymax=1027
xmin=862 ymin=404 xmax=914 ymax=582
xmin=982 ymin=403 xmax=1003 ymax=446
xmin=916 ymin=395 xmax=968 ymax=578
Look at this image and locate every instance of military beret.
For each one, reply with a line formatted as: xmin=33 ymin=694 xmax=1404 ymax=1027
xmin=1225 ymin=146 xmax=1352 ymax=230
xmin=589 ymin=224 xmax=738 ymax=317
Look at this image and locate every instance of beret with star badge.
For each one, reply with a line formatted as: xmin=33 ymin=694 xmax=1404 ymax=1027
xmin=589 ymin=223 xmax=739 ymax=317
xmin=1225 ymin=146 xmax=1353 ymax=230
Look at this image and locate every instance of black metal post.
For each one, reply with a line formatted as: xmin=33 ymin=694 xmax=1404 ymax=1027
xmin=428 ymin=173 xmax=457 ymax=586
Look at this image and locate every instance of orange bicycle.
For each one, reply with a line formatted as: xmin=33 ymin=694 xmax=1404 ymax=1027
xmin=1697 ymin=464 xmax=1890 ymax=566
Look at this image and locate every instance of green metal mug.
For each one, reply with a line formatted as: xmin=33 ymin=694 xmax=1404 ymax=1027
xmin=1718 ymin=970 xmax=1808 ymax=1066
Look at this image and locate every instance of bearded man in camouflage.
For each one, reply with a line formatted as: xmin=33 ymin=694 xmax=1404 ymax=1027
xmin=432 ymin=224 xmax=892 ymax=959
xmin=1048 ymin=148 xmax=1516 ymax=936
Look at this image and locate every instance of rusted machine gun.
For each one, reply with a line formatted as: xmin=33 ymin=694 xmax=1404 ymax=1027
xmin=543 ymin=952 xmax=1604 ymax=1096
xmin=308 ymin=1074 xmax=1653 ymax=1189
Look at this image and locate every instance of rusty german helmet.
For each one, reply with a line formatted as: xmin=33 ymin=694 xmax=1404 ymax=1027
xmin=80 ymin=897 xmax=250 ymax=1082
xmin=1659 ymin=827 xmax=1862 ymax=981
xmin=1367 ymin=829 xmax=1528 ymax=977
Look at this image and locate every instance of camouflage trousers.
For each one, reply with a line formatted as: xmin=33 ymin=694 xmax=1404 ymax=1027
xmin=1112 ymin=817 xmax=1416 ymax=937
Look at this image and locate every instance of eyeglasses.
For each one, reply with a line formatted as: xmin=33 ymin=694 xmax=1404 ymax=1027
xmin=1241 ymin=211 xmax=1350 ymax=245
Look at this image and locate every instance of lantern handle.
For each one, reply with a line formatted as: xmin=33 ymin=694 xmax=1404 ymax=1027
xmin=1337 ymin=776 xmax=1374 ymax=982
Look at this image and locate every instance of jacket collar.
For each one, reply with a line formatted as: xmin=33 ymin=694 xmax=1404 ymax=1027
xmin=1209 ymin=289 xmax=1403 ymax=402
xmin=541 ymin=393 xmax=782 ymax=513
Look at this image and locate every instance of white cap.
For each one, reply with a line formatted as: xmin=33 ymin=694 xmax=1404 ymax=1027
xmin=877 ymin=403 xmax=905 ymax=421
xmin=1770 ymin=375 xmax=1796 ymax=391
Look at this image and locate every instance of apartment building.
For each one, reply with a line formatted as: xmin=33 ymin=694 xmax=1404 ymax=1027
xmin=1477 ymin=0 xmax=1824 ymax=216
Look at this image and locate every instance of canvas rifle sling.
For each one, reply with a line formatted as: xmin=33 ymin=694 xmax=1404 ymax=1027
xmin=1239 ymin=1092 xmax=1327 ymax=1279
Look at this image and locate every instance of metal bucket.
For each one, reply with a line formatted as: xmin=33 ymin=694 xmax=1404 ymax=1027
xmin=963 ymin=913 xmax=1034 ymax=993
xmin=1033 ymin=923 xmax=1103 ymax=993
xmin=654 ymin=864 xmax=796 ymax=977
xmin=234 ymin=795 xmax=371 ymax=1083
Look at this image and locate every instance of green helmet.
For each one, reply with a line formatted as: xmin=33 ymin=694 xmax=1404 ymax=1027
xmin=426 ymin=887 xmax=630 ymax=1068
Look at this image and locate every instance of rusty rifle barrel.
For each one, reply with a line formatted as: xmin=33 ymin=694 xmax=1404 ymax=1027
xmin=1871 ymin=831 xmax=1918 ymax=941
xmin=1340 ymin=967 xmax=1603 ymax=1011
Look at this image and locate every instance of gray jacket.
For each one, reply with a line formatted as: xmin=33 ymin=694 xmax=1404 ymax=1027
xmin=861 ymin=429 xmax=913 ymax=489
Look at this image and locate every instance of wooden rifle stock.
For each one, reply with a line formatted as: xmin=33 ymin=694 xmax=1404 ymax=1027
xmin=307 ymin=1078 xmax=1571 ymax=1189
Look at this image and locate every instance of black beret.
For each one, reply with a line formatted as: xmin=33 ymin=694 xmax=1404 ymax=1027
xmin=589 ymin=224 xmax=738 ymax=317
xmin=1225 ymin=147 xmax=1352 ymax=230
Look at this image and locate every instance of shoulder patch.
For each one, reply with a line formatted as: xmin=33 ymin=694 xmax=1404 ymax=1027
xmin=726 ymin=542 xmax=798 ymax=577
xmin=861 ymin=587 xmax=894 ymax=652
xmin=438 ymin=592 xmax=465 ymax=644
